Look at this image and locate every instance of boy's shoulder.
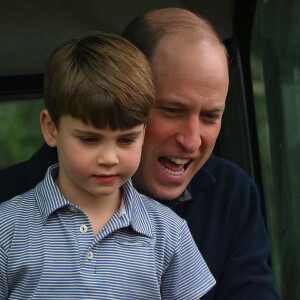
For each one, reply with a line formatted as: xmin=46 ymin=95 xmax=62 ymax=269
xmin=0 ymin=189 xmax=37 ymax=247
xmin=0 ymin=188 xmax=36 ymax=213
xmin=139 ymin=194 xmax=186 ymax=231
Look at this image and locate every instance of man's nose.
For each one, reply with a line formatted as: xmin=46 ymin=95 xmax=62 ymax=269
xmin=175 ymin=117 xmax=201 ymax=152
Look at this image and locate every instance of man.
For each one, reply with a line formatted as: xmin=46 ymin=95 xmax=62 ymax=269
xmin=0 ymin=8 xmax=279 ymax=299
xmin=122 ymin=8 xmax=279 ymax=299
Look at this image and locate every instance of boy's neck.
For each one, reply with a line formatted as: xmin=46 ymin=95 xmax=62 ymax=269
xmin=78 ymin=190 xmax=122 ymax=236
xmin=55 ymin=176 xmax=122 ymax=236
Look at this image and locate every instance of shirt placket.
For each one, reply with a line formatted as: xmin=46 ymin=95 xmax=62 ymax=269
xmin=65 ymin=205 xmax=97 ymax=273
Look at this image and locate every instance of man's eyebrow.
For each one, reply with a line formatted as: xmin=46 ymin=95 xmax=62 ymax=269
xmin=158 ymin=98 xmax=225 ymax=112
xmin=206 ymin=106 xmax=225 ymax=112
xmin=157 ymin=98 xmax=188 ymax=107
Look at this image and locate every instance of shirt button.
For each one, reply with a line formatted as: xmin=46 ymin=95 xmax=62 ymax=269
xmin=87 ymin=251 xmax=94 ymax=260
xmin=69 ymin=207 xmax=78 ymax=213
xmin=79 ymin=225 xmax=88 ymax=233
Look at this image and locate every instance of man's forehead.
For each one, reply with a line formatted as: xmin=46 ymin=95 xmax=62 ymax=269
xmin=152 ymin=35 xmax=227 ymax=71
xmin=156 ymin=97 xmax=225 ymax=111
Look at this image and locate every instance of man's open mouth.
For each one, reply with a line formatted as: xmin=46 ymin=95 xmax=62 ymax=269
xmin=158 ymin=157 xmax=191 ymax=176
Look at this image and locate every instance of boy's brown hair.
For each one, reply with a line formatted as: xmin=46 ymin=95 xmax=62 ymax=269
xmin=44 ymin=32 xmax=155 ymax=130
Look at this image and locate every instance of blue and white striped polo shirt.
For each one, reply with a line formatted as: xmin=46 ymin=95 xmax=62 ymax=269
xmin=0 ymin=164 xmax=215 ymax=300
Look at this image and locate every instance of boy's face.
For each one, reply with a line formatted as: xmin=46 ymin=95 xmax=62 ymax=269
xmin=41 ymin=112 xmax=145 ymax=203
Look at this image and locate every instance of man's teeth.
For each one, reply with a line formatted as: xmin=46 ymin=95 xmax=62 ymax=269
xmin=161 ymin=164 xmax=184 ymax=176
xmin=167 ymin=157 xmax=190 ymax=164
xmin=159 ymin=157 xmax=191 ymax=176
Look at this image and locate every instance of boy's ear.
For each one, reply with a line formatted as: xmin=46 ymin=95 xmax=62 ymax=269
xmin=40 ymin=109 xmax=58 ymax=147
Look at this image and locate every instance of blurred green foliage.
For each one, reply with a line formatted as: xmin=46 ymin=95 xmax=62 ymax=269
xmin=0 ymin=99 xmax=45 ymax=168
xmin=251 ymin=0 xmax=300 ymax=298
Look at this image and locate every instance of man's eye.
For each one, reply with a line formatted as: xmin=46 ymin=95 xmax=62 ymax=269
xmin=205 ymin=113 xmax=221 ymax=120
xmin=206 ymin=114 xmax=217 ymax=119
xmin=79 ymin=137 xmax=98 ymax=143
xmin=162 ymin=107 xmax=180 ymax=114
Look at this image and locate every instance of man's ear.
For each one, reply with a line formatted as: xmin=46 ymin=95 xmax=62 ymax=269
xmin=141 ymin=124 xmax=147 ymax=146
xmin=40 ymin=109 xmax=58 ymax=147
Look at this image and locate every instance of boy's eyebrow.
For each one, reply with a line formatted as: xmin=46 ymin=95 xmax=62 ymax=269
xmin=73 ymin=128 xmax=144 ymax=136
xmin=119 ymin=128 xmax=144 ymax=136
xmin=117 ymin=130 xmax=145 ymax=141
xmin=73 ymin=129 xmax=101 ymax=135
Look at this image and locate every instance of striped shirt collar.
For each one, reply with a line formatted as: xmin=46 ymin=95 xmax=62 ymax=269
xmin=35 ymin=164 xmax=153 ymax=238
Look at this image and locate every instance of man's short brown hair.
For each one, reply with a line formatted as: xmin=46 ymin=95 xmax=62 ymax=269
xmin=44 ymin=32 xmax=155 ymax=129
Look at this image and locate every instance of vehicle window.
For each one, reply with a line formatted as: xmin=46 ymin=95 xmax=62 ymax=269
xmin=251 ymin=0 xmax=300 ymax=298
xmin=0 ymin=99 xmax=44 ymax=168
xmin=0 ymin=0 xmax=231 ymax=170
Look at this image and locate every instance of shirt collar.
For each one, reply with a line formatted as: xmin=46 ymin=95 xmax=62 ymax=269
xmin=35 ymin=164 xmax=69 ymax=224
xmin=36 ymin=164 xmax=153 ymax=238
xmin=120 ymin=179 xmax=153 ymax=238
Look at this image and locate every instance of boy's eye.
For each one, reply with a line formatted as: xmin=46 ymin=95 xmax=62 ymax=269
xmin=119 ymin=138 xmax=135 ymax=145
xmin=79 ymin=136 xmax=98 ymax=143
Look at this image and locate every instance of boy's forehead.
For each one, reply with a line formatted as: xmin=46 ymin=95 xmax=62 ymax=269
xmin=60 ymin=115 xmax=143 ymax=129
xmin=61 ymin=116 xmax=145 ymax=135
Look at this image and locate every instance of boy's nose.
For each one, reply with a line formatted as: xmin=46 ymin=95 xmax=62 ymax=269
xmin=97 ymin=149 xmax=119 ymax=166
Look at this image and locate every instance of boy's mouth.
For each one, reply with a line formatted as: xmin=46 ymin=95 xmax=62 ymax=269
xmin=158 ymin=157 xmax=191 ymax=176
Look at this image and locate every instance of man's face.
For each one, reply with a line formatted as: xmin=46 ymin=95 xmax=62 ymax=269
xmin=132 ymin=36 xmax=229 ymax=201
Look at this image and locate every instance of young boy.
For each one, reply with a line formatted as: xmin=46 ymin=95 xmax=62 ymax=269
xmin=0 ymin=33 xmax=215 ymax=299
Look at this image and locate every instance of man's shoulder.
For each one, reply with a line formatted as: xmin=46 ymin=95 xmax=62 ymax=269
xmin=186 ymin=155 xmax=260 ymax=215
xmin=0 ymin=160 xmax=30 ymax=202
xmin=191 ymin=155 xmax=257 ymax=191
xmin=205 ymin=155 xmax=253 ymax=181
xmin=0 ymin=143 xmax=58 ymax=203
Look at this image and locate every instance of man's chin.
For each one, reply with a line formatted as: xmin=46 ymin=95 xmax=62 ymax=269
xmin=132 ymin=168 xmax=189 ymax=201
xmin=149 ymin=184 xmax=187 ymax=202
